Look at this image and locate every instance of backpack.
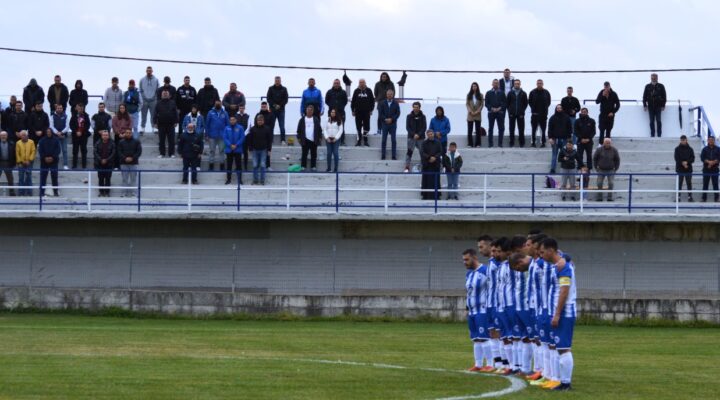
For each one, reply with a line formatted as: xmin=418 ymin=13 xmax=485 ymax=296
xmin=545 ymin=175 xmax=557 ymax=189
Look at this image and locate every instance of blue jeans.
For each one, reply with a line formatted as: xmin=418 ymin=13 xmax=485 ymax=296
xmin=18 ymin=162 xmax=33 ymax=196
xmin=381 ymin=123 xmax=397 ymax=159
xmin=446 ymin=172 xmax=459 ymax=198
xmin=252 ymin=149 xmax=267 ymax=182
xmin=569 ymin=116 xmax=577 ymax=144
xmin=275 ymin=109 xmax=286 ymax=141
xmin=550 ymin=138 xmax=567 ymax=171
xmin=58 ymin=135 xmax=68 ymax=167
xmin=326 ymin=140 xmax=340 ymax=171
xmin=130 ymin=112 xmax=139 ymax=140
xmin=648 ymin=108 xmax=662 ymax=137
xmin=488 ymin=111 xmax=505 ymax=147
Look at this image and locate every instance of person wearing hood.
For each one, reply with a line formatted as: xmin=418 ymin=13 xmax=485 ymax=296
xmin=323 ymin=109 xmax=343 ymax=173
xmin=177 ymin=123 xmax=204 ymax=185
xmin=300 ymin=78 xmax=324 ymax=118
xmin=47 ymin=75 xmax=69 ymax=112
xmin=574 ymin=108 xmax=596 ymax=170
xmin=223 ymin=114 xmax=246 ymax=184
xmin=196 ymin=77 xmax=220 ymax=117
xmin=123 ymin=79 xmax=141 ymax=139
xmin=374 ymin=72 xmax=395 ymax=136
xmin=69 ymin=104 xmax=91 ymax=169
xmin=325 ymin=79 xmax=348 ymax=145
xmin=27 ymin=101 xmax=50 ymax=145
xmin=94 ymin=130 xmax=116 ymax=196
xmin=205 ymin=100 xmax=229 ymax=171
xmin=466 ymin=82 xmax=484 ymax=147
xmin=266 ymin=76 xmax=289 ymax=143
xmin=156 ymin=76 xmax=176 ymax=101
xmin=139 ymin=66 xmax=159 ymax=134
xmin=548 ymin=104 xmax=572 ymax=174
xmin=405 ymin=101 xmax=427 ymax=173
xmin=153 ymin=89 xmax=179 ymax=158
xmin=351 ymin=78 xmax=375 ymax=146
xmin=175 ymin=76 xmax=197 ymax=137
xmin=442 ymin=142 xmax=463 ymax=200
xmin=429 ymin=106 xmax=451 ymax=154
xmin=22 ymin=79 xmax=45 ymax=114
xmin=595 ymin=81 xmax=620 ymax=145
xmin=420 ymin=130 xmax=442 ymax=200
xmin=674 ymin=135 xmax=695 ymax=202
xmin=69 ymin=80 xmax=88 ymax=117
xmin=246 ymin=114 xmax=274 ymax=184
xmin=506 ymin=80 xmax=528 ymax=148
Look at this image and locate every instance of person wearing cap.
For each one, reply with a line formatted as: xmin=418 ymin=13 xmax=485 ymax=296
xmin=156 ymin=76 xmax=176 ymax=101
xmin=22 ymin=79 xmax=45 ymax=114
xmin=69 ymin=80 xmax=88 ymax=117
xmin=139 ymin=66 xmax=159 ymax=135
xmin=123 ymin=80 xmax=142 ymax=139
xmin=197 ymin=77 xmax=220 ymax=117
xmin=175 ymin=76 xmax=197 ymax=137
xmin=595 ymin=81 xmax=620 ymax=145
xmin=104 ymin=77 xmax=124 ymax=118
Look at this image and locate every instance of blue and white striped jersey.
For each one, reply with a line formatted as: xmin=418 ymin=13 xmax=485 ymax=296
xmin=549 ymin=261 xmax=577 ymax=318
xmin=486 ymin=257 xmax=499 ymax=308
xmin=466 ymin=264 xmax=488 ymax=315
xmin=514 ymin=269 xmax=530 ymax=312
xmin=498 ymin=260 xmax=515 ymax=312
xmin=527 ymin=259 xmax=538 ymax=312
xmin=536 ymin=257 xmax=552 ymax=315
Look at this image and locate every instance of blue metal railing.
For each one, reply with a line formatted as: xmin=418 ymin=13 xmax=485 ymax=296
xmin=689 ymin=105 xmax=716 ymax=146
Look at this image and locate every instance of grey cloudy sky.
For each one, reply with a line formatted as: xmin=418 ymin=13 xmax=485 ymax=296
xmin=1 ymin=0 xmax=718 ymax=126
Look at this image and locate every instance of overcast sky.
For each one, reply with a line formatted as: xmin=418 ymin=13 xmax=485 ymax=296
xmin=1 ymin=0 xmax=718 ymax=127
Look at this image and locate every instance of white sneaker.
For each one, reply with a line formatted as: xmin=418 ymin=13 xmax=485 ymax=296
xmin=82 ymin=178 xmax=88 ymax=184
xmin=281 ymin=140 xmax=287 ymax=146
xmin=157 ymin=155 xmax=164 ymax=158
xmin=170 ymin=155 xmax=176 ymax=158
xmin=403 ymin=168 xmax=409 ymax=173
xmin=63 ymin=165 xmax=69 ymax=170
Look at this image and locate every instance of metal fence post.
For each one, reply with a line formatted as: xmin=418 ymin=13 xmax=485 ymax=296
xmin=335 ymin=171 xmax=339 ymax=213
xmin=675 ymin=174 xmax=680 ymax=215
xmin=137 ymin=171 xmax=142 ymax=212
xmin=384 ymin=173 xmax=389 ymax=213
xmin=87 ymin=170 xmax=92 ymax=211
xmin=579 ymin=172 xmax=584 ymax=213
xmin=627 ymin=174 xmax=633 ymax=213
xmin=236 ymin=177 xmax=241 ymax=212
xmin=434 ymin=172 xmax=438 ymax=214
xmin=286 ymin=172 xmax=291 ymax=211
xmin=531 ymin=173 xmax=536 ymax=213
xmin=187 ymin=177 xmax=192 ymax=211
xmin=483 ymin=174 xmax=487 ymax=214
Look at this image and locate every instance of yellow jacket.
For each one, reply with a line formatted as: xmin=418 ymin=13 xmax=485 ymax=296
xmin=16 ymin=139 xmax=36 ymax=164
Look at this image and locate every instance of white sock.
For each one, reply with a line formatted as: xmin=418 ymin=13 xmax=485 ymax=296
xmin=473 ymin=342 xmax=483 ymax=367
xmin=512 ymin=341 xmax=520 ymax=368
xmin=491 ymin=339 xmax=502 ymax=367
xmin=483 ymin=341 xmax=494 ymax=367
xmin=522 ymin=342 xmax=533 ymax=373
xmin=534 ymin=344 xmax=543 ymax=372
xmin=552 ymin=349 xmax=560 ymax=381
xmin=543 ymin=344 xmax=552 ymax=378
xmin=504 ymin=343 xmax=514 ymax=367
xmin=559 ymin=352 xmax=574 ymax=384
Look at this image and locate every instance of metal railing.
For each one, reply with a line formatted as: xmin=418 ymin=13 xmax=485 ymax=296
xmin=689 ymin=105 xmax=716 ymax=146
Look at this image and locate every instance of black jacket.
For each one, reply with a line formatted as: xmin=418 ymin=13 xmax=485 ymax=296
xmin=92 ymin=112 xmax=113 ymax=135
xmin=46 ymin=83 xmax=70 ymax=110
xmin=27 ymin=110 xmax=50 ymax=134
xmin=561 ymin=96 xmax=581 ymax=117
xmin=596 ymin=89 xmax=621 ymax=115
xmin=22 ymin=82 xmax=45 ymax=113
xmin=196 ymin=85 xmax=220 ymax=115
xmin=117 ymin=138 xmax=142 ymax=165
xmin=6 ymin=110 xmax=27 ymax=138
xmin=674 ymin=143 xmax=695 ymax=173
xmin=175 ymin=85 xmax=197 ymax=114
xmin=156 ymin=84 xmax=177 ymax=100
xmin=296 ymin=116 xmax=323 ymax=144
xmin=266 ymin=84 xmax=289 ymax=111
xmin=643 ymin=83 xmax=667 ymax=110
xmin=177 ymin=131 xmax=204 ymax=159
xmin=406 ymin=111 xmax=427 ymax=138
xmin=70 ymin=112 xmax=91 ymax=136
xmin=421 ymin=139 xmax=442 ymax=168
xmin=548 ymin=112 xmax=572 ymax=140
xmin=0 ymin=140 xmax=16 ymax=165
xmin=506 ymin=89 xmax=528 ymax=116
xmin=246 ymin=125 xmax=274 ymax=151
xmin=528 ymin=88 xmax=552 ymax=115
xmin=93 ymin=139 xmax=116 ymax=169
xmin=69 ymin=88 xmax=89 ymax=110
xmin=574 ymin=116 xmax=597 ymax=141
xmin=38 ymin=135 xmax=61 ymax=161
xmin=558 ymin=147 xmax=580 ymax=170
xmin=255 ymin=110 xmax=276 ymax=128
xmin=325 ymin=87 xmax=348 ymax=116
xmin=154 ymin=99 xmax=178 ymax=126
xmin=700 ymin=145 xmax=720 ymax=173
xmin=373 ymin=79 xmax=395 ymax=103
xmin=351 ymin=87 xmax=375 ymax=114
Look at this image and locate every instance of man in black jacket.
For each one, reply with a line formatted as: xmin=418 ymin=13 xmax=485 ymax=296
xmin=506 ymin=80 xmax=528 ymax=147
xmin=574 ymin=108 xmax=596 ymax=169
xmin=23 ymin=79 xmax=44 ymax=114
xmin=297 ymin=105 xmax=322 ymax=171
xmin=156 ymin=77 xmax=176 ymax=101
xmin=91 ymin=102 xmax=113 ymax=144
xmin=196 ymin=77 xmax=220 ymax=118
xmin=70 ymin=104 xmax=91 ymax=169
xmin=485 ymin=79 xmax=506 ymax=148
xmin=557 ymin=140 xmax=580 ymax=201
xmin=528 ymin=79 xmax=551 ymax=148
xmin=420 ymin=130 xmax=442 ymax=200
xmin=38 ymin=128 xmax=61 ymax=197
xmin=674 ymin=135 xmax=695 ymax=202
xmin=117 ymin=129 xmax=142 ymax=197
xmin=267 ymin=76 xmax=289 ymax=143
xmin=700 ymin=136 xmax=720 ymax=202
xmin=561 ymin=87 xmax=581 ymax=143
xmin=6 ymin=101 xmax=27 ymax=141
xmin=94 ymin=130 xmax=116 ymax=196
xmin=643 ymin=73 xmax=667 ymax=138
xmin=27 ymin=102 xmax=49 ymax=145
xmin=47 ymin=75 xmax=69 ymax=112
xmin=153 ymin=90 xmax=179 ymax=158
xmin=175 ymin=76 xmax=197 ymax=137
xmin=405 ymin=102 xmax=427 ymax=172
xmin=351 ymin=79 xmax=375 ymax=146
xmin=1 ymin=96 xmax=18 ymax=132
xmin=177 ymin=123 xmax=204 ymax=184
xmin=325 ymin=79 xmax=348 ymax=145
xmin=0 ymin=131 xmax=16 ymax=196
xmin=246 ymin=115 xmax=274 ymax=185
xmin=595 ymin=82 xmax=621 ymax=144
xmin=548 ymin=105 xmax=572 ymax=174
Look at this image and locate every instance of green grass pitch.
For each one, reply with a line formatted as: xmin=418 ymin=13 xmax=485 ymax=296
xmin=0 ymin=313 xmax=718 ymax=399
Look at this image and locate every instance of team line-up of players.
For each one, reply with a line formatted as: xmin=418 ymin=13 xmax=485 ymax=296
xmin=462 ymin=233 xmax=577 ymax=391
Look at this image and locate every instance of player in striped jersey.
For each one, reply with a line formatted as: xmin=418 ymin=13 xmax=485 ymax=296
xmin=478 ymin=235 xmax=506 ymax=372
xmin=540 ymin=237 xmax=576 ymax=391
xmin=492 ymin=237 xmax=516 ymax=375
xmin=508 ymin=237 xmax=535 ymax=377
xmin=463 ymin=248 xmax=495 ymax=372
xmin=525 ymin=233 xmax=549 ymax=383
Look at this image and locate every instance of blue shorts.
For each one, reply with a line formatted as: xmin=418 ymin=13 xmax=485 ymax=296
xmin=467 ymin=313 xmax=490 ymax=340
xmin=537 ymin=313 xmax=552 ymax=344
xmin=515 ymin=310 xmax=534 ymax=339
xmin=487 ymin=307 xmax=498 ymax=331
xmin=496 ymin=309 xmax=515 ymax=339
xmin=552 ymin=316 xmax=576 ymax=349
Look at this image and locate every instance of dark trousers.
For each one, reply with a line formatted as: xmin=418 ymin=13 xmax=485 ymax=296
xmin=508 ymin=115 xmax=525 ymax=147
xmin=275 ymin=108 xmax=286 ymax=141
xmin=381 ymin=123 xmax=397 ymax=159
xmin=71 ymin=134 xmax=88 ymax=168
xmin=598 ymin=113 xmax=614 ymax=144
xmin=225 ymin=153 xmax=243 ymax=182
xmin=301 ymin=140 xmax=318 ymax=169
xmin=702 ymin=171 xmax=719 ymax=201
xmin=421 ymin=165 xmax=441 ymax=200
xmin=158 ymin=125 xmax=175 ymax=156
xmin=531 ymin=114 xmax=547 ymax=145
xmin=40 ymin=161 xmax=59 ymax=195
xmin=182 ymin=157 xmax=200 ymax=183
xmin=97 ymin=169 xmax=112 ymax=194
xmin=577 ymin=140 xmax=594 ymax=170
xmin=678 ymin=173 xmax=692 ymax=198
xmin=487 ymin=112 xmax=504 ymax=147
xmin=467 ymin=120 xmax=481 ymax=147
xmin=355 ymin=112 xmax=371 ymax=145
xmin=649 ymin=108 xmax=662 ymax=137
xmin=0 ymin=162 xmax=14 ymax=195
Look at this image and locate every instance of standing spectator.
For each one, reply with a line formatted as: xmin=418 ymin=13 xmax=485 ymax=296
xmin=123 ymin=80 xmax=141 ymax=139
xmin=700 ymin=136 xmax=720 ymax=202
xmin=323 ymin=109 xmax=343 ymax=173
xmin=196 ymin=77 xmax=220 ymax=118
xmin=175 ymin=76 xmax=197 ymax=137
xmin=46 ymin=75 xmax=69 ymax=112
xmin=104 ymin=77 xmax=123 ymax=117
xmin=429 ymin=106 xmax=451 ymax=154
xmin=112 ymin=104 xmax=132 ymax=165
xmin=139 ymin=66 xmax=159 ymax=135
xmin=548 ymin=104 xmax=572 ymax=174
xmin=206 ymin=100 xmax=228 ymax=171
xmin=15 ymin=130 xmax=35 ymax=196
xmin=561 ymin=87 xmax=581 ymax=144
xmin=223 ymin=115 xmax=245 ymax=184
xmin=94 ymin=130 xmax=115 ymax=196
xmin=177 ymin=123 xmax=204 ymax=185
xmin=574 ymin=108 xmax=596 ymax=170
xmin=50 ymin=104 xmax=70 ymax=170
xmin=153 ymin=90 xmax=179 ymax=158
xmin=373 ymin=72 xmax=395 ymax=136
xmin=266 ymin=76 xmax=289 ymax=144
xmin=593 ymin=138 xmax=621 ymax=201
xmin=27 ymin=102 xmax=49 ymax=145
xmin=558 ymin=140 xmax=580 ymax=201
xmin=117 ymin=129 xmax=142 ymax=197
xmin=246 ymin=115 xmax=273 ymax=184
xmin=182 ymin=105 xmax=205 ymax=139
xmin=37 ymin=128 xmax=61 ymax=197
xmin=297 ymin=105 xmax=322 ymax=172
xmin=643 ymin=73 xmax=667 ymax=138
xmin=0 ymin=131 xmax=16 ymax=196
xmin=236 ymin=105 xmax=252 ymax=170
xmin=466 ymin=82 xmax=484 ymax=147
xmin=420 ymin=130 xmax=442 ymax=200
xmin=300 ymin=78 xmax=324 ymax=118
xmin=69 ymin=104 xmax=90 ymax=169
xmin=498 ymin=68 xmax=515 ymax=95
xmin=1 ymin=96 xmax=18 ymax=133
xmin=222 ymin=83 xmax=246 ymax=117
xmin=68 ymin=80 xmax=88 ymax=117
xmin=255 ymin=102 xmax=275 ymax=170
xmin=351 ymin=78 xmax=375 ymax=146
xmin=405 ymin=101 xmax=427 ymax=173
xmin=442 ymin=142 xmax=463 ymax=200
xmin=485 ymin=79 xmax=506 ymax=148
xmin=91 ymin=103 xmax=112 ymax=144
xmin=506 ymin=80 xmax=528 ymax=148
xmin=22 ymin=79 xmax=44 ymax=113
xmin=6 ymin=101 xmax=27 ymax=141
xmin=156 ymin=77 xmax=176 ymax=101
xmin=528 ymin=79 xmax=552 ymax=148
xmin=325 ymin=79 xmax=348 ymax=145
xmin=595 ymin=81 xmax=621 ymax=145
xmin=674 ymin=135 xmax=695 ymax=202
xmin=378 ymin=89 xmax=401 ymax=160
